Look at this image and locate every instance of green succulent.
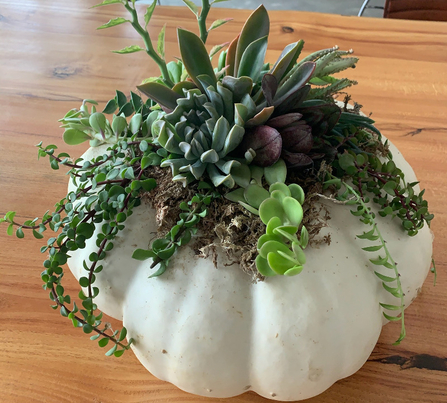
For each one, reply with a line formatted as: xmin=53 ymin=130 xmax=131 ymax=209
xmin=227 ymin=180 xmax=308 ymax=277
xmin=149 ymin=85 xmax=254 ymax=188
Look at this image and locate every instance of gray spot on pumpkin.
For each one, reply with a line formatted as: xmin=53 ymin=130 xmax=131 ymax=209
xmin=282 ymin=26 xmax=294 ymax=33
xmin=308 ymin=367 xmax=323 ymax=381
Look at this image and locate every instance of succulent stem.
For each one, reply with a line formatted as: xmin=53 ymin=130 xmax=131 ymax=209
xmin=124 ymin=2 xmax=174 ymax=87
xmin=198 ymin=0 xmax=211 ymax=44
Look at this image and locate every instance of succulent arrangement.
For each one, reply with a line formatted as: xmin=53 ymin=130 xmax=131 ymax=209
xmin=0 ymin=0 xmax=435 ymax=359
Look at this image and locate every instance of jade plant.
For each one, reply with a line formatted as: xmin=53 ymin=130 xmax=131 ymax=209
xmin=0 ymin=0 xmax=436 ymax=356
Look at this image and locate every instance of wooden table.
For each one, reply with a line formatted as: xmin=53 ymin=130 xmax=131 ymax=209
xmin=1 ymin=1 xmax=446 ymax=402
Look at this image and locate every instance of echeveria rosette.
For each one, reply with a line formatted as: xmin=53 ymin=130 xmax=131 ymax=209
xmin=150 ymin=87 xmax=251 ymax=188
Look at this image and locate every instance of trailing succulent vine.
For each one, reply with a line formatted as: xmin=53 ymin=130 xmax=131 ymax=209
xmin=0 ymin=0 xmax=436 ymax=353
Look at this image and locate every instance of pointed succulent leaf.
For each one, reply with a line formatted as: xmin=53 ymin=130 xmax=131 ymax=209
xmin=225 ymin=188 xmax=245 ymax=203
xmin=308 ymin=78 xmax=357 ymax=99
xmin=216 ymin=82 xmax=234 ymax=123
xmin=225 ymin=34 xmax=239 ymax=77
xmin=157 ymin=24 xmax=166 ymax=59
xmin=239 ymin=201 xmax=259 ymax=215
xmin=216 ymin=159 xmax=241 ymax=175
xmin=261 ymin=74 xmax=278 ymax=106
xmin=97 ymin=17 xmax=129 ymax=30
xmin=209 ymin=18 xmax=233 ymax=31
xmin=211 ymin=116 xmax=230 ymax=152
xmin=200 ymin=149 xmax=220 ymax=164
xmin=320 ymin=57 xmax=358 ymax=76
xmin=207 ymin=164 xmax=235 ymax=188
xmin=270 ymin=40 xmax=304 ymax=82
xmin=222 ymin=125 xmax=245 ymax=156
xmin=268 ymin=113 xmax=303 ymax=129
xmin=172 ymin=80 xmax=196 ymax=95
xmin=182 ymin=0 xmax=198 ymax=16
xmin=172 ymin=172 xmax=195 ymax=187
xmin=210 ymin=42 xmax=229 ymax=59
xmin=313 ymin=50 xmax=344 ymax=77
xmin=137 ymin=82 xmax=180 ymax=111
xmin=178 ymin=28 xmax=217 ymax=91
xmin=245 ymin=106 xmax=275 ymax=128
xmin=144 ymin=0 xmax=157 ymax=28
xmin=297 ymin=45 xmax=339 ymax=65
xmin=237 ymin=35 xmax=268 ymax=80
xmin=112 ymin=45 xmax=144 ymax=54
xmin=272 ymin=84 xmax=310 ymax=116
xmin=234 ymin=5 xmax=270 ymax=74
xmin=241 ymin=93 xmax=257 ymax=119
xmin=231 ymin=163 xmax=251 ymax=188
xmin=234 ymin=103 xmax=248 ymax=126
xmin=222 ymin=76 xmax=253 ymax=103
xmin=161 ymin=157 xmax=190 ymax=176
xmin=274 ymin=62 xmax=315 ymax=106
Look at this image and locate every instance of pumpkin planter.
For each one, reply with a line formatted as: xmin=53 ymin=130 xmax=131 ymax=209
xmin=1 ymin=0 xmax=435 ymax=401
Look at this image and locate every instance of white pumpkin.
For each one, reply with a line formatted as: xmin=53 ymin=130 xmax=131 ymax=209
xmin=67 ymin=139 xmax=432 ymax=401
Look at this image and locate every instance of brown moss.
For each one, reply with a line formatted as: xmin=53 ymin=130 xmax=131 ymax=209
xmin=141 ymin=165 xmax=333 ymax=281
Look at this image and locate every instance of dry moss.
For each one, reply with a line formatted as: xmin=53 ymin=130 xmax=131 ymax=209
xmin=141 ymin=164 xmax=333 ymax=281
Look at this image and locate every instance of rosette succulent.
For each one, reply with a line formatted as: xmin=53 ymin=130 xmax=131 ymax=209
xmin=138 ymin=5 xmax=361 ymax=184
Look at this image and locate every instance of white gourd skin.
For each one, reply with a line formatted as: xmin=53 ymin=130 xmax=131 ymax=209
xmin=67 ymin=141 xmax=432 ymax=401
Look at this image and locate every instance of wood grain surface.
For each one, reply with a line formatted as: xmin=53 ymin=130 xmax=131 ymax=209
xmin=1 ymin=1 xmax=446 ymax=402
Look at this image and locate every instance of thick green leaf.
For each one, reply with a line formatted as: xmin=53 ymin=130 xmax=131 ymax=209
xmin=383 ymin=312 xmax=401 ymax=322
xmin=144 ymin=0 xmax=157 ymax=28
xmin=97 ymin=17 xmax=129 ymax=30
xmin=132 ymin=248 xmax=156 ymax=261
xmin=255 ymin=255 xmax=277 ymax=276
xmin=237 ymin=35 xmax=268 ymax=80
xmin=362 ymin=245 xmax=383 ymax=252
xmin=225 ymin=34 xmax=239 ymax=77
xmin=234 ymin=5 xmax=269 ymax=75
xmin=273 ymin=61 xmax=315 ymax=105
xmin=270 ymin=40 xmax=304 ymax=82
xmin=157 ymin=24 xmax=166 ymax=59
xmin=177 ymin=28 xmax=216 ymax=91
xmin=208 ymin=18 xmax=232 ymax=32
xmin=137 ymin=82 xmax=180 ymax=110
xmin=182 ymin=0 xmax=198 ymax=16
xmin=374 ymin=271 xmax=397 ymax=283
xmin=209 ymin=42 xmax=229 ymax=59
xmin=63 ymin=129 xmax=90 ymax=145
xmin=112 ymin=45 xmax=144 ymax=54
xmin=379 ymin=303 xmax=401 ymax=311
xmin=91 ymin=0 xmax=123 ymax=8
